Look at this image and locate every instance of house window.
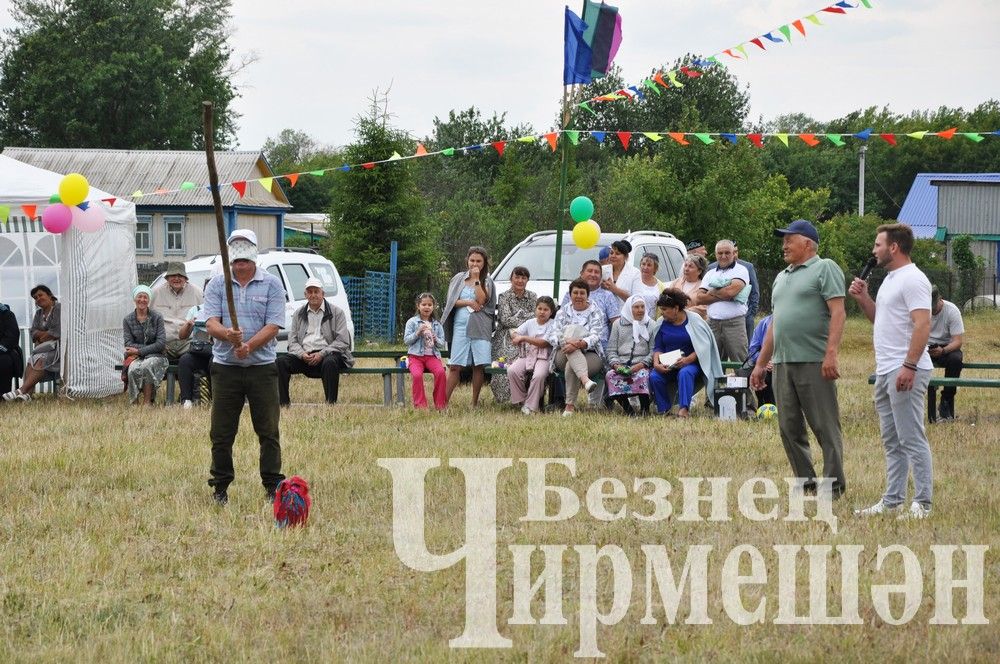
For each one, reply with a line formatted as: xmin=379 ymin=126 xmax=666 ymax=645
xmin=136 ymin=215 xmax=152 ymax=254
xmin=164 ymin=215 xmax=185 ymax=254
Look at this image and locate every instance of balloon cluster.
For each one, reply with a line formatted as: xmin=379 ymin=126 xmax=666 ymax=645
xmin=569 ymin=196 xmax=600 ymax=249
xmin=41 ymin=173 xmax=105 ymax=234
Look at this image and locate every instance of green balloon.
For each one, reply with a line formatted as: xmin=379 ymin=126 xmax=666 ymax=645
xmin=570 ymin=196 xmax=594 ymax=223
xmin=49 ymin=194 xmax=61 ymax=204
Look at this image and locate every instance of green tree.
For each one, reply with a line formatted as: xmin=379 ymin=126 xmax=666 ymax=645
xmin=263 ymin=128 xmax=341 ymax=212
xmin=0 ymin=0 xmax=242 ymax=149
xmin=328 ymin=92 xmax=440 ymax=331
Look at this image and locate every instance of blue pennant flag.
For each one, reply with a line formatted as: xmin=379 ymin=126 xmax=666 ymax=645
xmin=591 ymin=131 xmax=606 ymax=143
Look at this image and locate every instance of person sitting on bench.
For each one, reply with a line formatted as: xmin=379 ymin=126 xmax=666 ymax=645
xmin=3 ymin=285 xmax=59 ymax=403
xmin=927 ymin=286 xmax=964 ymax=422
xmin=277 ymin=277 xmax=354 ymax=406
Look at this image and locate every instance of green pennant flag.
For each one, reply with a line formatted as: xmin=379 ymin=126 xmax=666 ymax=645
xmin=642 ymin=79 xmax=661 ymax=95
xmin=642 ymin=132 xmax=663 ymax=142
xmin=779 ymin=24 xmax=792 ymax=42
xmin=309 ymin=170 xmax=325 ymax=176
xmin=694 ymin=133 xmax=714 ymax=145
xmin=179 ymin=181 xmax=197 ymax=190
xmin=441 ymin=147 xmax=455 ymax=156
xmin=707 ymin=55 xmax=723 ymax=67
xmin=0 ymin=204 xmax=9 ymax=223
xmin=566 ymin=130 xmax=580 ymax=145
xmin=735 ymin=44 xmax=748 ymax=59
xmin=860 ymin=0 xmax=873 ymax=7
xmin=962 ymin=133 xmax=985 ymax=142
xmin=805 ymin=13 xmax=822 ymax=26
xmin=775 ymin=133 xmax=789 ymax=146
xmin=667 ymin=70 xmax=684 ymax=87
xmin=580 ymin=102 xmax=596 ymax=116
xmin=826 ymin=134 xmax=846 ymax=147
xmin=907 ymin=131 xmax=928 ymax=140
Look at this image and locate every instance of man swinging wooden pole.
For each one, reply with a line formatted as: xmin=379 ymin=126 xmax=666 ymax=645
xmin=202 ymin=101 xmax=239 ymax=331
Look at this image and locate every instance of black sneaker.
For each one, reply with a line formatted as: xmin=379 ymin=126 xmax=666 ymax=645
xmin=212 ymin=490 xmax=228 ymax=506
xmin=265 ymin=487 xmax=277 ymax=504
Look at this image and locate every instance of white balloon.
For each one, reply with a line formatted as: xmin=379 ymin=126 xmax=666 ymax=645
xmin=72 ymin=204 xmax=106 ymax=233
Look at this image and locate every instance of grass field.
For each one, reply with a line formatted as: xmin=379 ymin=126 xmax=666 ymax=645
xmin=1 ymin=313 xmax=998 ymax=661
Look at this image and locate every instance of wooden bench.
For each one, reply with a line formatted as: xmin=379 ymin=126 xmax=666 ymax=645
xmin=866 ymin=375 xmax=1000 ymax=388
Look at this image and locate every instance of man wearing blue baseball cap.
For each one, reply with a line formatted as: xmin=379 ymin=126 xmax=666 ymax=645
xmin=751 ymin=219 xmax=847 ymax=499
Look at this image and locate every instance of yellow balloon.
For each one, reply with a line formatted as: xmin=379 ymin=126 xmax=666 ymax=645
xmin=59 ymin=173 xmax=89 ymax=207
xmin=572 ymin=219 xmax=601 ymax=249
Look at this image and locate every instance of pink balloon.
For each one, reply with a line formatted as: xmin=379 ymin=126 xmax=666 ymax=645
xmin=42 ymin=204 xmax=73 ymax=233
xmin=71 ymin=204 xmax=106 ymax=233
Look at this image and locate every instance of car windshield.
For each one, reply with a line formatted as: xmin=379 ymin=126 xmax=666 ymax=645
xmin=308 ymin=262 xmax=340 ymax=295
xmin=493 ymin=244 xmax=603 ymax=282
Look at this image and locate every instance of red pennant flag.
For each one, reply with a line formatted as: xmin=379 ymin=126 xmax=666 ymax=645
xmin=415 ymin=143 xmax=428 ymax=156
xmin=667 ymin=132 xmax=690 ymax=146
xmin=286 ymin=173 xmax=299 ymax=187
xmin=102 ymin=197 xmax=116 ymax=206
xmin=492 ymin=141 xmax=506 ymax=157
xmin=362 ymin=162 xmax=375 ymax=170
xmin=232 ymin=181 xmax=247 ymax=197
xmin=799 ymin=133 xmax=820 ymax=147
xmin=616 ymin=131 xmax=631 ymax=150
xmin=679 ymin=66 xmax=701 ymax=78
xmin=936 ymin=127 xmax=958 ymax=140
xmin=747 ymin=134 xmax=765 ymax=148
xmin=821 ymin=6 xmax=847 ymax=14
xmin=22 ymin=204 xmax=37 ymax=219
xmin=545 ymin=133 xmax=558 ymax=152
xmin=653 ymin=72 xmax=669 ymax=88
xmin=750 ymin=37 xmax=766 ymax=50
xmin=792 ymin=19 xmax=806 ymax=36
xmin=879 ymin=134 xmax=897 ymax=146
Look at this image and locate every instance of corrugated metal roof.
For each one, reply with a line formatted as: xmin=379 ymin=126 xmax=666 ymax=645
xmin=897 ymin=173 xmax=1000 ymax=238
xmin=1 ymin=147 xmax=290 ymax=209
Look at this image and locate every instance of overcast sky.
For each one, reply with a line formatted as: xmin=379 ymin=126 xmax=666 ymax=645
xmin=2 ymin=1 xmax=998 ymax=150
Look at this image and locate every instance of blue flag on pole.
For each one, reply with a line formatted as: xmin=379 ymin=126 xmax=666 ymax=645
xmin=563 ymin=6 xmax=592 ymax=84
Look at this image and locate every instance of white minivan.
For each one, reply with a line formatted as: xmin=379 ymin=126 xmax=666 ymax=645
xmin=492 ymin=230 xmax=688 ymax=301
xmin=151 ymin=248 xmax=354 ymax=349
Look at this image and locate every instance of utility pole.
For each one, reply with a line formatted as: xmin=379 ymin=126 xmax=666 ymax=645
xmin=858 ymin=144 xmax=867 ymax=217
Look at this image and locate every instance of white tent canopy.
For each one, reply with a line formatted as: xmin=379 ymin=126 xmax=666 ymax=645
xmin=0 ymin=154 xmax=137 ymax=398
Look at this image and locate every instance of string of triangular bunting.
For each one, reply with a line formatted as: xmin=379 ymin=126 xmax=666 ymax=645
xmin=576 ymin=0 xmax=874 ymax=116
xmin=2 ymin=125 xmax=998 ymax=219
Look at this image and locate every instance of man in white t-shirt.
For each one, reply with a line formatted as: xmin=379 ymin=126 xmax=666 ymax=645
xmin=694 ymin=239 xmax=750 ymax=362
xmin=849 ymin=223 xmax=933 ymax=520
xmin=927 ymin=285 xmax=965 ymax=422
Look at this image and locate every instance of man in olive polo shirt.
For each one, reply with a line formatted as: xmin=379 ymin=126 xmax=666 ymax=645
xmin=751 ymin=220 xmax=847 ymax=497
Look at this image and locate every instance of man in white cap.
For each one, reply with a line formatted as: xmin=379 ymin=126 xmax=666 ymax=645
xmin=203 ymin=229 xmax=287 ymax=506
xmin=151 ymin=261 xmax=203 ymax=361
xmin=277 ymin=277 xmax=354 ymax=405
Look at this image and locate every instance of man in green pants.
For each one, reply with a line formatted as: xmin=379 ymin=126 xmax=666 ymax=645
xmin=751 ymin=220 xmax=847 ymax=498
xmin=204 ymin=229 xmax=287 ymax=505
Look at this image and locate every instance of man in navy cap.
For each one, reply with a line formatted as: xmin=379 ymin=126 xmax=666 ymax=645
xmin=685 ymin=239 xmax=707 ymax=258
xmin=751 ymin=220 xmax=847 ymax=499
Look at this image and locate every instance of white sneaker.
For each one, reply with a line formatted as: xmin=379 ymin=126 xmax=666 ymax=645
xmin=853 ymin=500 xmax=901 ymax=517
xmin=182 ymin=400 xmax=194 ymax=410
xmin=584 ymin=380 xmax=597 ymax=394
xmin=2 ymin=389 xmax=17 ymax=401
xmin=562 ymin=408 xmax=574 ymax=417
xmin=520 ymin=405 xmax=533 ymax=416
xmin=897 ymin=501 xmax=931 ymax=520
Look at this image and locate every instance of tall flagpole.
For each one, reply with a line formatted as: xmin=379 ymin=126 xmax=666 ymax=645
xmin=553 ymin=83 xmax=571 ymax=301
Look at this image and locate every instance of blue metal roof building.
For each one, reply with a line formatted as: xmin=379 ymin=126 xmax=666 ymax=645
xmin=898 ymin=173 xmax=1000 ymax=239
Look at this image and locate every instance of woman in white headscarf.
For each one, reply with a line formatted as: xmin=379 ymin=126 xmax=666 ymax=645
xmin=605 ymin=295 xmax=655 ymax=416
xmin=123 ymin=285 xmax=168 ymax=405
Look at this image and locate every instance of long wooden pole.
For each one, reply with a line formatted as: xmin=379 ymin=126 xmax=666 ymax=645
xmin=202 ymin=101 xmax=239 ymax=331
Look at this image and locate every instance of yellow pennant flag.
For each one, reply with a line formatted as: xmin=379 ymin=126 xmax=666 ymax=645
xmin=642 ymin=132 xmax=663 ymax=142
xmin=388 ymin=151 xmax=402 ymax=161
xmin=775 ymin=134 xmax=789 ymax=146
xmin=258 ymin=177 xmax=273 ymax=193
xmin=516 ymin=136 xmax=536 ymax=143
xmin=907 ymin=131 xmax=928 ymax=140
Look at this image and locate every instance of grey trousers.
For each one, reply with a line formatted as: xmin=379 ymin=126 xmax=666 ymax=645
xmin=874 ymin=367 xmax=933 ymax=508
xmin=708 ymin=316 xmax=748 ymax=363
xmin=774 ymin=363 xmax=845 ymax=495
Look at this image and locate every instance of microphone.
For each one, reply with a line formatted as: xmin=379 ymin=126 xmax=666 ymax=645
xmin=858 ymin=256 xmax=877 ymax=281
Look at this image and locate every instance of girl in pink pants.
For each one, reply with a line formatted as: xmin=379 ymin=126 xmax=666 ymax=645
xmin=403 ymin=293 xmax=448 ymax=410
xmin=507 ymin=296 xmax=556 ymax=415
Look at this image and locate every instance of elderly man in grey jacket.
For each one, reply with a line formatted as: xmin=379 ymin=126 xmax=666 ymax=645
xmin=277 ymin=277 xmax=354 ymax=405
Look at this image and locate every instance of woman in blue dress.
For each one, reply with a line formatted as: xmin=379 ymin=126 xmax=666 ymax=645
xmin=442 ymin=246 xmax=496 ymax=407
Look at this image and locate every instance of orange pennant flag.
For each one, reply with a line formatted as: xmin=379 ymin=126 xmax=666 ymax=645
xmin=667 ymin=132 xmax=690 ymax=146
xmin=154 ymin=188 xmax=168 ymax=195
xmin=22 ymin=204 xmax=37 ymax=219
xmin=936 ymin=127 xmax=958 ymax=140
xmin=792 ymin=19 xmax=806 ymax=36
xmin=492 ymin=141 xmax=506 ymax=157
xmin=286 ymin=173 xmax=299 ymax=187
xmin=653 ymin=72 xmax=669 ymax=88
xmin=616 ymin=131 xmax=631 ymax=150
xmin=415 ymin=143 xmax=428 ymax=156
xmin=232 ymin=181 xmax=247 ymax=197
xmin=545 ymin=133 xmax=558 ymax=152
xmin=798 ymin=133 xmax=820 ymax=147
